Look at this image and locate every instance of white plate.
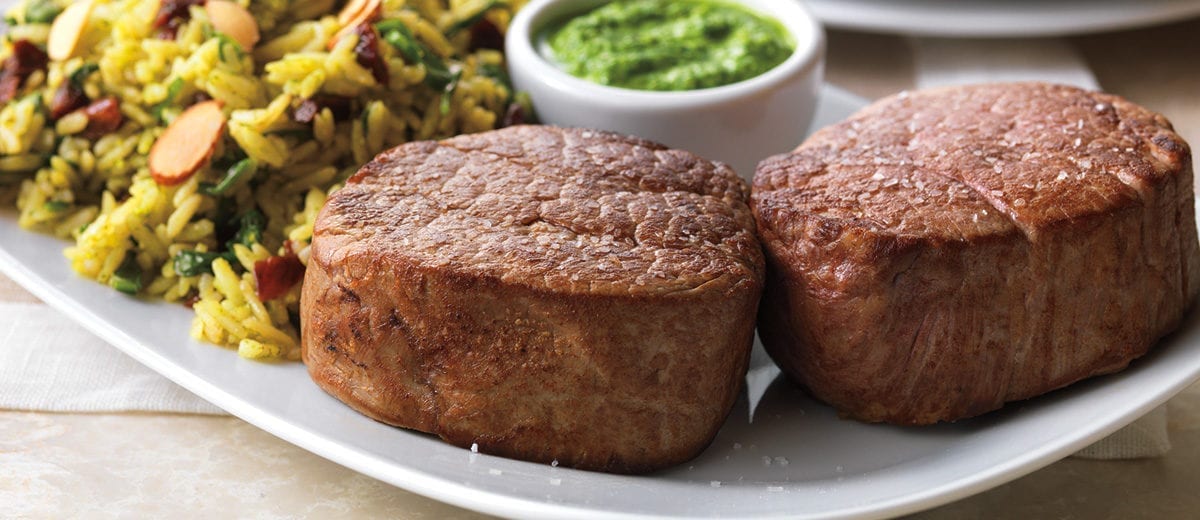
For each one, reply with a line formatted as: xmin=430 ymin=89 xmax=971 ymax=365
xmin=2 ymin=86 xmax=1200 ymax=519
xmin=806 ymin=0 xmax=1200 ymax=37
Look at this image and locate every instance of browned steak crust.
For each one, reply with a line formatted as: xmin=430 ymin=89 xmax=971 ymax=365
xmin=302 ymin=125 xmax=764 ymax=473
xmin=751 ymin=82 xmax=1200 ymax=425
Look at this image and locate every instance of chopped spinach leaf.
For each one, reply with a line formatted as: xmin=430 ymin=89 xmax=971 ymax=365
xmin=202 ymin=158 xmax=257 ymax=196
xmin=173 ymin=249 xmax=234 ymax=276
xmin=151 ymin=77 xmax=184 ymax=121
xmin=24 ymin=0 xmax=62 ymax=24
xmin=110 ymin=252 xmax=143 ymax=295
xmin=231 ymin=209 xmax=265 ymax=248
xmin=446 ymin=0 xmax=507 ymax=36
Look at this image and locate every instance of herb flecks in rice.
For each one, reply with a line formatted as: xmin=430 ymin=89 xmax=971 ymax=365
xmin=0 ymin=0 xmax=526 ymax=360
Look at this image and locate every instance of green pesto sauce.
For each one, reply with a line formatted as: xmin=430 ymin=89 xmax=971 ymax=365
xmin=543 ymin=0 xmax=794 ymax=91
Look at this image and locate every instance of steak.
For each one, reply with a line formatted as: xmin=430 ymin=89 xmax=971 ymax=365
xmin=302 ymin=125 xmax=764 ymax=472
xmin=751 ymin=82 xmax=1200 ymax=425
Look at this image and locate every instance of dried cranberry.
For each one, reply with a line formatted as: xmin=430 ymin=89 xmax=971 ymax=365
xmin=352 ymin=23 xmax=389 ymax=88
xmin=501 ymin=102 xmax=525 ymax=128
xmin=293 ymin=94 xmax=353 ymax=123
xmin=293 ymin=100 xmax=319 ymax=124
xmin=154 ymin=0 xmax=205 ymax=27
xmin=154 ymin=0 xmax=205 ymax=39
xmin=468 ymin=19 xmax=504 ymax=52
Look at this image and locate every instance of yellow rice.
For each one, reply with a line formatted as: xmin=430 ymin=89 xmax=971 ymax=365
xmin=0 ymin=0 xmax=525 ymax=360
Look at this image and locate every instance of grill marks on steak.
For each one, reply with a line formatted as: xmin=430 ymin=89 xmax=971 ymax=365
xmin=322 ymin=126 xmax=759 ymax=295
xmin=752 ymin=83 xmax=1199 ymax=425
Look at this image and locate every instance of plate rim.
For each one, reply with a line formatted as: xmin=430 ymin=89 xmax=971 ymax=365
xmin=0 ymin=84 xmax=1198 ymax=519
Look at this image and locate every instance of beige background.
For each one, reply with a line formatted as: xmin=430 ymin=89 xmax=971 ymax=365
xmin=5 ymin=19 xmax=1200 ymax=519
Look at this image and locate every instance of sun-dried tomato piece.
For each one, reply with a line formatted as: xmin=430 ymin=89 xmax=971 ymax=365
xmin=48 ymin=80 xmax=88 ymax=120
xmin=79 ymin=97 xmax=123 ymax=138
xmin=254 ymin=254 xmax=306 ymax=301
xmin=8 ymin=40 xmax=49 ymax=77
xmin=0 ymin=39 xmax=49 ymax=103
xmin=352 ymin=23 xmax=389 ymax=88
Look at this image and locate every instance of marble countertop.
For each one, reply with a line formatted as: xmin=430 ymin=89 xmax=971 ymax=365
xmin=6 ymin=18 xmax=1200 ymax=520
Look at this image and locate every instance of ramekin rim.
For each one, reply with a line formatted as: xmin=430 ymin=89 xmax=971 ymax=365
xmin=505 ymin=0 xmax=826 ymax=109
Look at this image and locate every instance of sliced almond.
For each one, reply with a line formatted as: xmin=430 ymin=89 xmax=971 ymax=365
xmin=47 ymin=0 xmax=96 ymax=61
xmin=337 ymin=0 xmax=380 ymax=25
xmin=149 ymin=100 xmax=226 ymax=186
xmin=206 ymin=0 xmax=260 ymax=50
xmin=330 ymin=0 xmax=381 ymax=48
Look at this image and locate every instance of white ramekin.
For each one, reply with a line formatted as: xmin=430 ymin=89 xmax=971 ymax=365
xmin=506 ymin=0 xmax=825 ymax=180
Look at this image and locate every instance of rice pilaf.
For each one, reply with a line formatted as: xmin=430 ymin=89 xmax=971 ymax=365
xmin=0 ymin=0 xmax=527 ymax=360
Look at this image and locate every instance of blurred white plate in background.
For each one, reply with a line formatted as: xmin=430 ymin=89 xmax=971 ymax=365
xmin=806 ymin=0 xmax=1200 ymax=37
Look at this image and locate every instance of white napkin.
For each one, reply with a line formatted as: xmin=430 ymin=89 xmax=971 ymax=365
xmin=0 ymin=302 xmax=224 ymax=415
xmin=911 ymin=36 xmax=1170 ymax=459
